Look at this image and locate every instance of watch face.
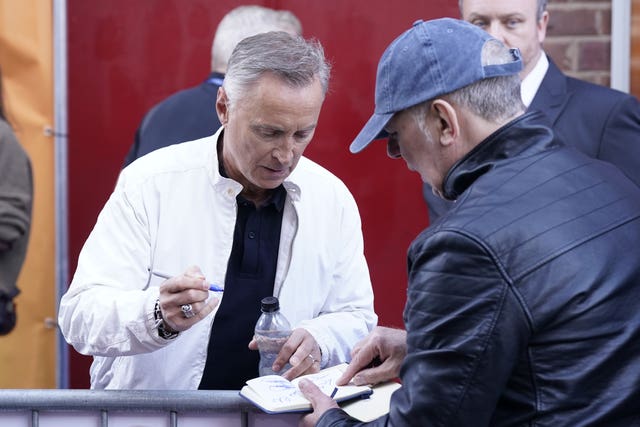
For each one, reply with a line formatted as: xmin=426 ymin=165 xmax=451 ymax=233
xmin=154 ymin=298 xmax=178 ymax=339
xmin=159 ymin=325 xmax=179 ymax=339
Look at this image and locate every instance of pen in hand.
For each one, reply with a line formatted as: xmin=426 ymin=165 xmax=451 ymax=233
xmin=330 ymin=386 xmax=338 ymax=399
xmin=149 ymin=269 xmax=224 ymax=292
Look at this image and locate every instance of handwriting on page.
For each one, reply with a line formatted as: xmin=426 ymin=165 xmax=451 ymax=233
xmin=258 ymin=377 xmax=301 ymax=405
xmin=292 ymin=369 xmax=340 ymax=394
xmin=247 ymin=365 xmax=345 ymax=405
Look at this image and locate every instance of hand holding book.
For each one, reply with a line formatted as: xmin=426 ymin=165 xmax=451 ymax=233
xmin=239 ymin=363 xmax=372 ymax=414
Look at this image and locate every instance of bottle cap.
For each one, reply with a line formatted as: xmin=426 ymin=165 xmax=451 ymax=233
xmin=260 ymin=296 xmax=279 ymax=312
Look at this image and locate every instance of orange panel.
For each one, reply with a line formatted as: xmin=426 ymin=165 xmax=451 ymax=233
xmin=0 ymin=0 xmax=56 ymax=388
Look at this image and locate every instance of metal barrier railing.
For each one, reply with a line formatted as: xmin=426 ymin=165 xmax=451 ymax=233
xmin=0 ymin=389 xmax=285 ymax=427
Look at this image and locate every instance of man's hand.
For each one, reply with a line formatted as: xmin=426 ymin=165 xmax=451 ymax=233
xmin=337 ymin=326 xmax=407 ymax=386
xmin=248 ymin=328 xmax=322 ymax=380
xmin=158 ymin=265 xmax=219 ymax=332
xmin=298 ymin=379 xmax=339 ymax=427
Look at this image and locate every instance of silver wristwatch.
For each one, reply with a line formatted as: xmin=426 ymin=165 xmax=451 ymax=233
xmin=154 ymin=298 xmax=179 ymax=340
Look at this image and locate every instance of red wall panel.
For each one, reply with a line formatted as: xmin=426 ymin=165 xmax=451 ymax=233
xmin=67 ymin=0 xmax=458 ymax=388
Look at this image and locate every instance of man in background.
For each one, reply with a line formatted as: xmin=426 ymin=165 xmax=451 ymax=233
xmin=122 ymin=5 xmax=302 ymax=168
xmin=423 ymin=0 xmax=640 ymax=223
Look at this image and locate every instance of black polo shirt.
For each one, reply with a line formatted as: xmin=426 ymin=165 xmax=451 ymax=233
xmin=198 ymin=185 xmax=287 ymax=390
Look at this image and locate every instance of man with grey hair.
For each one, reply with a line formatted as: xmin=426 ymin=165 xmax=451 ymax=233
xmin=210 ymin=5 xmax=301 ymax=74
xmin=299 ymin=18 xmax=640 ymax=426
xmin=424 ymin=0 xmax=640 ymax=223
xmin=122 ymin=5 xmax=302 ymax=168
xmin=59 ymin=32 xmax=376 ymax=390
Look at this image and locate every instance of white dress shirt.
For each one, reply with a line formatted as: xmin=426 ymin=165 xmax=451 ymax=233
xmin=521 ymin=52 xmax=549 ymax=108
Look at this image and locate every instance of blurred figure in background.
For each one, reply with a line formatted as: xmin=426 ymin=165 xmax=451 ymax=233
xmin=122 ymin=5 xmax=302 ymax=167
xmin=423 ymin=0 xmax=640 ymax=224
xmin=0 ymin=65 xmax=33 ymax=335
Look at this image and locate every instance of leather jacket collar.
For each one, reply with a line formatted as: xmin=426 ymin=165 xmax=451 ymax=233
xmin=442 ymin=112 xmax=558 ymax=200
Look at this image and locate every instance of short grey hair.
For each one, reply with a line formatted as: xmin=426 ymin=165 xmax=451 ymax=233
xmin=222 ymin=31 xmax=331 ymax=109
xmin=459 ymin=0 xmax=548 ymax=21
xmin=211 ymin=5 xmax=302 ymax=72
xmin=409 ymin=39 xmax=524 ymax=125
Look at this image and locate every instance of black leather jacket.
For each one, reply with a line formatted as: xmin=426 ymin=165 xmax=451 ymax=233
xmin=318 ymin=113 xmax=640 ymax=426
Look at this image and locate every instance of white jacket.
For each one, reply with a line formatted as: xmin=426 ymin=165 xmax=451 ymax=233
xmin=58 ymin=129 xmax=377 ymax=389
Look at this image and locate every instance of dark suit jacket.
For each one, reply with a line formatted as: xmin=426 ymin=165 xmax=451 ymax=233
xmin=122 ymin=72 xmax=224 ymax=168
xmin=424 ymin=57 xmax=640 ymax=224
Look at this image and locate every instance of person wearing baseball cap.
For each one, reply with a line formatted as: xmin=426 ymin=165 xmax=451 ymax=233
xmin=299 ymin=18 xmax=640 ymax=426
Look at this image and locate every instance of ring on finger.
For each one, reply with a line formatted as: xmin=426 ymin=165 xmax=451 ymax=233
xmin=307 ymin=354 xmax=318 ymax=364
xmin=181 ymin=303 xmax=195 ymax=319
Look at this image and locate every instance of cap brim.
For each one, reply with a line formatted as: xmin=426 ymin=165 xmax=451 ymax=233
xmin=349 ymin=111 xmax=394 ymax=153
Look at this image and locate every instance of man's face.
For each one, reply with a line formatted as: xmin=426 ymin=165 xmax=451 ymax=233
xmin=384 ymin=107 xmax=449 ymax=197
xmin=217 ymin=73 xmax=324 ymax=197
xmin=461 ymin=0 xmax=548 ymax=78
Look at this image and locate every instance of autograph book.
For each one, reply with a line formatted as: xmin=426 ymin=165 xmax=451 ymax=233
xmin=239 ymin=363 xmax=374 ymax=414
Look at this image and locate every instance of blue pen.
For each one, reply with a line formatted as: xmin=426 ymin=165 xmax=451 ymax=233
xmin=149 ymin=269 xmax=224 ymax=292
xmin=330 ymin=387 xmax=338 ymax=399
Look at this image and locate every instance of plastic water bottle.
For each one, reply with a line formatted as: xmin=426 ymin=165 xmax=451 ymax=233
xmin=255 ymin=296 xmax=292 ymax=376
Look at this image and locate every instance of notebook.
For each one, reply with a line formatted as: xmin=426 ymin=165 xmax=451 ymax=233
xmin=239 ymin=363 xmax=373 ymax=414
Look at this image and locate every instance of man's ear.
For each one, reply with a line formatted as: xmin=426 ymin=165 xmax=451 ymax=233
xmin=216 ymin=87 xmax=229 ymax=125
xmin=538 ymin=10 xmax=549 ymax=43
xmin=432 ymin=99 xmax=459 ymax=147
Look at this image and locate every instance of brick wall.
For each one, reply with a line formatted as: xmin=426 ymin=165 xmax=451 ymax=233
xmin=545 ymin=0 xmax=613 ymax=86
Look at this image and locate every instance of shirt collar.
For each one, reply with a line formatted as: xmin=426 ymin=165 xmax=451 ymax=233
xmin=211 ymin=127 xmax=302 ymax=206
xmin=266 ymin=185 xmax=287 ymax=212
xmin=206 ymin=71 xmax=225 ymax=87
xmin=520 ymin=53 xmax=549 ymax=107
xmin=217 ymin=133 xmax=287 ymax=212
xmin=442 ymin=112 xmax=557 ymax=200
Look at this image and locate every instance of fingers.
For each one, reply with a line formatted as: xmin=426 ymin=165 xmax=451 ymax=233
xmin=337 ymin=326 xmax=407 ymax=386
xmin=278 ymin=329 xmax=321 ymax=380
xmin=249 ymin=329 xmax=320 ymax=379
xmin=342 ymin=359 xmax=397 ymax=386
xmin=336 ymin=335 xmax=379 ymax=385
xmin=298 ymin=379 xmax=324 ymax=401
xmin=337 ymin=345 xmax=376 ymax=385
xmin=160 ymin=295 xmax=219 ymax=332
xmin=247 ymin=337 xmax=258 ymax=351
xmin=160 ymin=266 xmax=209 ymax=295
xmin=192 ymin=297 xmax=219 ymax=321
xmin=184 ymin=265 xmax=205 ymax=278
xmin=298 ymin=379 xmax=339 ymax=427
xmin=157 ymin=265 xmax=219 ymax=332
xmin=287 ymin=330 xmax=321 ymax=367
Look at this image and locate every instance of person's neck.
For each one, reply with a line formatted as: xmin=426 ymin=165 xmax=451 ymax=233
xmin=240 ymin=187 xmax=273 ymax=208
xmin=217 ymin=136 xmax=273 ymax=208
